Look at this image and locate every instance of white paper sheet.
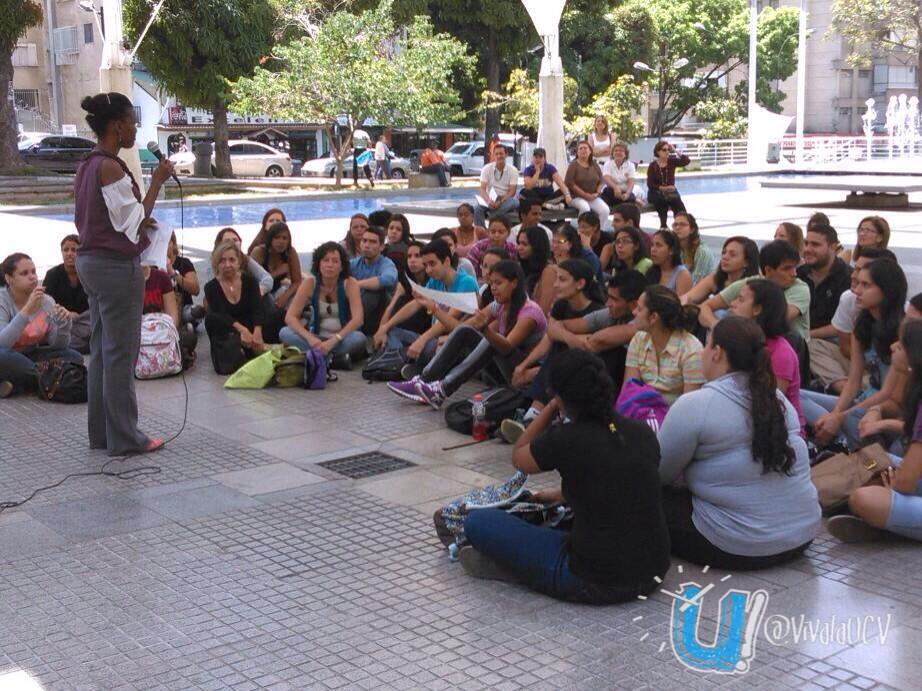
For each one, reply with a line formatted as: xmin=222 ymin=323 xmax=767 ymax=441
xmin=140 ymin=222 xmax=172 ymax=271
xmin=408 ymin=278 xmax=479 ymax=315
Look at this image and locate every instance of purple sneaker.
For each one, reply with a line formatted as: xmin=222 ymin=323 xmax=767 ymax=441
xmin=415 ymin=379 xmax=446 ymax=409
xmin=387 ymin=377 xmax=425 ymax=403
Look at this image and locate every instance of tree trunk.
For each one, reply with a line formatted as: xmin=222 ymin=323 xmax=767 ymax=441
xmin=484 ymin=26 xmax=500 ymax=164
xmin=212 ymin=98 xmax=233 ymax=178
xmin=0 ymin=53 xmax=23 ymax=173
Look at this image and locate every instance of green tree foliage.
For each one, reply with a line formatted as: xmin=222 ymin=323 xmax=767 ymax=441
xmin=1 ymin=0 xmax=43 ymax=172
xmin=571 ymin=76 xmax=646 ymax=142
xmin=123 ymin=0 xmax=277 ymax=178
xmin=484 ymin=68 xmax=578 ymax=133
xmin=616 ymin=0 xmax=798 ymax=135
xmin=695 ymin=96 xmax=747 ymax=139
xmin=233 ymin=2 xmax=474 ymax=185
xmin=831 ymin=0 xmax=921 ymax=92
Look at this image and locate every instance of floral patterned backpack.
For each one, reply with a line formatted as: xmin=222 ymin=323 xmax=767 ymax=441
xmin=135 ymin=313 xmax=182 ymax=379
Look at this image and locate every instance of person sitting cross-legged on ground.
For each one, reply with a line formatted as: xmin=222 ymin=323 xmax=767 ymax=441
xmin=598 ymin=225 xmax=652 ymax=280
xmin=203 ymin=241 xmax=282 ymax=375
xmin=451 ymin=203 xmax=488 ymax=257
xmin=373 ymin=240 xmax=429 ymax=353
xmin=658 ymin=316 xmax=820 ymax=570
xmin=519 ymin=147 xmax=572 ymax=206
xmin=699 ymin=240 xmax=810 ymax=341
xmin=477 ymin=247 xmax=508 ymax=300
xmin=249 ymin=221 xmax=303 ymax=311
xmin=827 ymin=319 xmax=922 ymax=543
xmin=673 ymin=212 xmax=715 ymax=286
xmin=166 ymin=232 xmax=202 ymax=327
xmin=645 ymin=229 xmax=692 ymax=297
xmin=202 ymin=227 xmax=274 ymax=297
xmin=459 ymin=349 xmax=671 ymax=604
xmin=42 ymin=234 xmax=90 ymax=353
xmin=0 ymin=253 xmax=82 ymax=398
xmin=575 ymin=210 xmax=613 ymax=262
xmin=839 ymin=215 xmax=890 ymax=265
xmin=466 ymin=216 xmax=518 ymax=279
xmin=511 ymin=198 xmax=553 ymax=245
xmin=516 ymin=226 xmax=556 ymax=315
xmin=373 ymin=239 xmax=478 ymax=371
xmin=801 ymin=258 xmax=907 ymax=449
xmin=728 ymin=279 xmax=805 ymax=435
xmin=247 ymin=207 xmax=286 ymax=255
xmin=552 ymin=223 xmax=602 ymax=284
xmin=623 ymin=285 xmax=705 ymax=406
xmin=349 ymin=225 xmax=398 ymax=336
xmin=341 ymin=213 xmax=369 ymax=260
xmin=383 ymin=213 xmax=413 ymax=276
xmin=280 ymin=242 xmax=367 ymax=369
xmin=681 ymin=236 xmax=760 ymax=307
xmin=474 ymin=146 xmax=519 ymax=227
xmin=775 ymin=221 xmax=804 ymax=261
xmin=387 ymin=260 xmax=546 ymax=409
xmin=431 ymin=227 xmax=477 ymax=278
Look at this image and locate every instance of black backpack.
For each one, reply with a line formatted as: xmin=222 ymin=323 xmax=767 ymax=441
xmin=35 ymin=359 xmax=88 ymax=404
xmin=362 ymin=348 xmax=406 ymax=382
xmin=444 ymin=387 xmax=528 ymax=435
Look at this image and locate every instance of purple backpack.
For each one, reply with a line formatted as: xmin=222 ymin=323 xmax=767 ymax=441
xmin=304 ymin=347 xmax=328 ymax=390
xmin=615 ymin=378 xmax=669 ymax=432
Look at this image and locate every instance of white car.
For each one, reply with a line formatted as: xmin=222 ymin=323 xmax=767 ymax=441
xmin=169 ymin=140 xmax=292 ymax=177
xmin=443 ymin=141 xmax=515 ymax=176
xmin=17 ymin=131 xmax=52 ymax=150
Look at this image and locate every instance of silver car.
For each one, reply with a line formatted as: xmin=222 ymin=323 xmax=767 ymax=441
xmin=301 ymin=152 xmax=410 ymax=178
xmin=170 ymin=139 xmax=292 ymax=177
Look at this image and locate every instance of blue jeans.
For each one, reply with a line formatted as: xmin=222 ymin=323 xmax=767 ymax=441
xmin=385 ymin=327 xmax=436 ymax=366
xmin=0 ymin=346 xmax=83 ymax=393
xmin=474 ymin=197 xmax=518 ymax=227
xmin=800 ymin=389 xmax=865 ymax=447
xmin=279 ymin=327 xmax=367 ymax=358
xmin=886 ymin=455 xmax=922 ymax=541
xmin=463 ymin=509 xmax=647 ymax=604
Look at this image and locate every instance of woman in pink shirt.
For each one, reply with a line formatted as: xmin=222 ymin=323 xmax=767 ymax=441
xmin=730 ymin=279 xmax=804 ymax=434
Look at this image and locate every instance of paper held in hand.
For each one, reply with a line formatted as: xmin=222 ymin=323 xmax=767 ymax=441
xmin=140 ymin=222 xmax=172 ymax=271
xmin=408 ymin=278 xmax=479 ymax=315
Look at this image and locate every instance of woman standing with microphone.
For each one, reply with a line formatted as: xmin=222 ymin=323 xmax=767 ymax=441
xmin=74 ymin=92 xmax=174 ymax=455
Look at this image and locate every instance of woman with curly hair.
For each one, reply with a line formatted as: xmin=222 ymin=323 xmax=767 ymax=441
xmin=658 ymin=316 xmax=820 ymax=569
xmin=460 ymin=348 xmax=671 ymax=604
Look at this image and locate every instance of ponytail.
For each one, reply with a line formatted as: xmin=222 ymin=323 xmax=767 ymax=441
xmin=644 ymin=285 xmax=699 ymax=333
xmin=546 ymin=349 xmax=624 ymax=446
xmin=712 ymin=317 xmax=795 ymax=475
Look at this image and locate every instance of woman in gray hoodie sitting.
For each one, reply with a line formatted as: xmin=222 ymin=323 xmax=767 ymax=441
xmin=657 ymin=316 xmax=820 ymax=570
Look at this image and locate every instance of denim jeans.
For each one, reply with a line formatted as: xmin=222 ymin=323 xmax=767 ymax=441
xmin=474 ymin=197 xmax=519 ymax=227
xmin=279 ymin=326 xmax=367 ymax=358
xmin=385 ymin=327 xmax=436 ymax=366
xmin=420 ymin=163 xmax=449 ymax=187
xmin=463 ymin=509 xmax=648 ymax=604
xmin=0 ymin=345 xmax=83 ymax=393
xmin=800 ymin=389 xmax=865 ymax=447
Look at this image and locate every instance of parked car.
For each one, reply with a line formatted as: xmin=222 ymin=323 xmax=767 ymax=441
xmin=170 ymin=140 xmax=292 ymax=177
xmin=17 ymin=131 xmax=51 ymax=150
xmin=301 ymin=151 xmax=410 ymax=178
xmin=18 ymin=135 xmax=96 ymax=173
xmin=443 ymin=141 xmax=515 ymax=176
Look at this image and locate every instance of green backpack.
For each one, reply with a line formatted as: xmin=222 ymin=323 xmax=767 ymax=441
xmin=273 ymin=348 xmax=307 ymax=388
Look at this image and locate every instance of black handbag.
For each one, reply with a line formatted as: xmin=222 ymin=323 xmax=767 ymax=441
xmin=35 ymin=359 xmax=88 ymax=404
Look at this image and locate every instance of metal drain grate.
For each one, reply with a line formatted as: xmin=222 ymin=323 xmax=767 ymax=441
xmin=318 ymin=452 xmax=416 ymax=479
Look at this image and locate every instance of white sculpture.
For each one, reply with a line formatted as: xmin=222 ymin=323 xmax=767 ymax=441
xmin=862 ymin=98 xmax=877 ymax=160
xmin=907 ymin=96 xmax=920 ymax=154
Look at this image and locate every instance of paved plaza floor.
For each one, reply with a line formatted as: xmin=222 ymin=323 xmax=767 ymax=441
xmin=1 ymin=357 xmax=921 ymax=690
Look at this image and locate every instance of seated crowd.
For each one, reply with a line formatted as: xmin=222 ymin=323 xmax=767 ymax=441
xmin=3 ymin=139 xmax=921 ymax=608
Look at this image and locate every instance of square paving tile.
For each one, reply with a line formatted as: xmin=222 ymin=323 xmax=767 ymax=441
xmin=212 ymin=463 xmax=327 ymax=496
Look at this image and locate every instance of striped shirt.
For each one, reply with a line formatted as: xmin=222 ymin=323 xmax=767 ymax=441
xmin=625 ymin=330 xmax=705 ymax=404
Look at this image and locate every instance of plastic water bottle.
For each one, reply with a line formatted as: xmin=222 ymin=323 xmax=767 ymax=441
xmin=447 ymin=542 xmax=460 ymax=562
xmin=471 ymin=393 xmax=488 ymax=441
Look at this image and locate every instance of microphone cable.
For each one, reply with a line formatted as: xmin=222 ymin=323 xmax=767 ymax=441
xmin=0 ymin=167 xmax=190 ymax=514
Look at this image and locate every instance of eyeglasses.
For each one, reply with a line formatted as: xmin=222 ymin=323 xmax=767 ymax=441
xmin=615 ymin=238 xmax=634 ymax=246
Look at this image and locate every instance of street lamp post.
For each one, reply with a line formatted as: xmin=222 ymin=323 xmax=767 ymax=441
xmin=521 ymin=0 xmax=568 ymax=172
xmin=747 ymin=0 xmax=759 ymax=166
xmin=795 ymin=0 xmax=808 ymax=165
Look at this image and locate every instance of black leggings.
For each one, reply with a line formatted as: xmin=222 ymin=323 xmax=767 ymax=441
xmin=204 ymin=313 xmax=283 ymax=375
xmin=660 ymin=487 xmax=811 ymax=571
xmin=421 ymin=325 xmax=524 ymax=396
xmin=648 ymin=189 xmax=686 ymax=228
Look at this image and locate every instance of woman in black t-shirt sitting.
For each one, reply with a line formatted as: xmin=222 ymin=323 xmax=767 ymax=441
xmin=461 ymin=349 xmax=671 ymax=604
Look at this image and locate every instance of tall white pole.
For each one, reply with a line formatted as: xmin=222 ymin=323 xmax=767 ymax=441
xmin=795 ymin=0 xmax=807 ymax=165
xmin=747 ymin=0 xmax=759 ymax=166
xmin=99 ymin=0 xmax=144 ymax=191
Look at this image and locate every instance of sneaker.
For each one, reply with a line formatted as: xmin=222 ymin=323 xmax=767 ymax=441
xmin=826 ymin=515 xmax=901 ymax=543
xmin=498 ymin=419 xmax=526 ymax=445
xmin=458 ymin=546 xmax=519 ymax=583
xmin=400 ymin=362 xmax=419 ymax=381
xmin=415 ymin=379 xmax=446 ymax=409
xmin=0 ymin=380 xmax=13 ymax=399
xmin=387 ymin=377 xmax=425 ymax=403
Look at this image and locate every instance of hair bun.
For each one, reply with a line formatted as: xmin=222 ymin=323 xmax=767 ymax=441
xmin=80 ymin=95 xmax=96 ymax=113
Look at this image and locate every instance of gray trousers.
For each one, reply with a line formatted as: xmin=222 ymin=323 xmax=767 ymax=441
xmin=76 ymin=254 xmax=149 ymax=455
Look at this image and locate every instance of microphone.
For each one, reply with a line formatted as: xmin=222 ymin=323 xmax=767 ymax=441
xmin=147 ymin=141 xmax=181 ymax=186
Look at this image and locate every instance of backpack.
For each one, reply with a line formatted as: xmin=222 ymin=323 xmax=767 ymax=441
xmin=614 ymin=377 xmax=669 ymax=431
xmin=303 ymin=347 xmax=328 ymax=390
xmin=362 ymin=348 xmax=406 ymax=382
xmin=135 ymin=313 xmax=182 ymax=380
xmin=273 ymin=347 xmax=307 ymax=388
xmin=35 ymin=359 xmax=88 ymax=404
xmin=444 ymin=387 xmax=528 ymax=436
